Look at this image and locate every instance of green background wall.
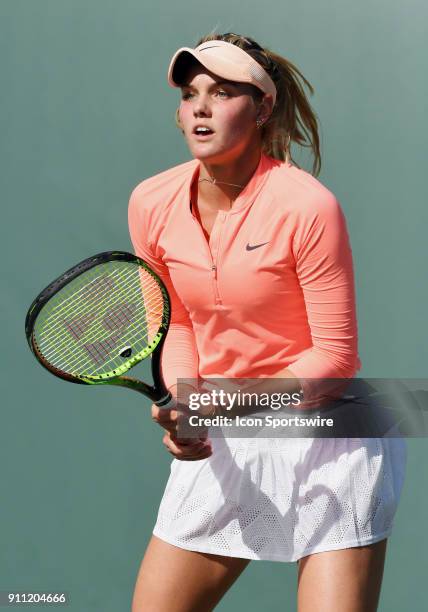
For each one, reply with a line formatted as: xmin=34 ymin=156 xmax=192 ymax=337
xmin=1 ymin=0 xmax=426 ymax=609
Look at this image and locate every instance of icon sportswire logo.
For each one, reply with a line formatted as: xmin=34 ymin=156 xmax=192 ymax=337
xmin=246 ymin=241 xmax=269 ymax=251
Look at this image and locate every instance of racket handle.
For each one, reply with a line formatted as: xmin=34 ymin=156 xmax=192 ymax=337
xmin=154 ymin=392 xmax=175 ymax=410
xmin=106 ymin=376 xmax=175 ymax=408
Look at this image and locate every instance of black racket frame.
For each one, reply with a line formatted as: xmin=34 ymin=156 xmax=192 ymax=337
xmin=25 ymin=251 xmax=173 ymax=407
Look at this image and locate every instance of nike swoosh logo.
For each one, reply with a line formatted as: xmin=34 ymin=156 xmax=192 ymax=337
xmin=246 ymin=241 xmax=269 ymax=251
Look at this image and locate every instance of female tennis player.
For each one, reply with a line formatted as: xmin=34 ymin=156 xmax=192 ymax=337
xmin=128 ymin=32 xmax=407 ymax=612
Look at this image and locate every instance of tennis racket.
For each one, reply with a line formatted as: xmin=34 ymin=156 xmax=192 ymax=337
xmin=25 ymin=251 xmax=175 ymax=409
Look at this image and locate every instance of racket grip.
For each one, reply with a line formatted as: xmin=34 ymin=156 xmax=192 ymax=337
xmin=154 ymin=392 xmax=175 ymax=410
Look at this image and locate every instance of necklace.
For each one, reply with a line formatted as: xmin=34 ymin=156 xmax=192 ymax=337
xmin=198 ymin=177 xmax=245 ymax=189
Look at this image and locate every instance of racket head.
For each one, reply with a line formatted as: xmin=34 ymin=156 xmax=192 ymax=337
xmin=25 ymin=251 xmax=171 ymax=388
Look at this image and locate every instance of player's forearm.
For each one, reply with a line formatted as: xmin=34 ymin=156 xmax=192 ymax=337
xmin=161 ymin=324 xmax=199 ymax=392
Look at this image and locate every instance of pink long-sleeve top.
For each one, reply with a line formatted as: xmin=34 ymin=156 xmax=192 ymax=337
xmin=128 ymin=152 xmax=361 ymax=400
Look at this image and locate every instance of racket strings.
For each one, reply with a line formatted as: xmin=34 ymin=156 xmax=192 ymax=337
xmin=53 ymin=291 xmax=162 ymax=374
xmin=34 ymin=261 xmax=167 ymax=377
xmin=40 ymin=277 xmax=162 ymax=351
xmin=63 ymin=312 xmax=97 ymax=341
xmin=39 ymin=283 xmax=163 ymax=374
xmin=82 ymin=334 xmax=127 ymax=366
xmin=37 ymin=266 xmax=152 ymax=340
xmin=37 ymin=271 xmax=118 ymax=331
xmin=39 ymin=268 xmax=162 ymax=351
xmin=37 ymin=264 xmax=163 ymax=347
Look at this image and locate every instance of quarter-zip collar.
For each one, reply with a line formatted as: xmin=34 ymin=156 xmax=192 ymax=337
xmin=186 ymin=152 xmax=274 ymax=216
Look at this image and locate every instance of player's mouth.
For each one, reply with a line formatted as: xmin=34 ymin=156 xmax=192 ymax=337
xmin=193 ymin=125 xmax=215 ymax=139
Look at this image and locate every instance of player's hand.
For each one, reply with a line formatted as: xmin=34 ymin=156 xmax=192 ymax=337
xmin=161 ymin=429 xmax=212 ymax=461
xmin=151 ymin=402 xmax=212 ymax=461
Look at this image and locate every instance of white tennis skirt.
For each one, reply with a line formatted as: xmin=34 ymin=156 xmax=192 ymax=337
xmin=152 ymin=434 xmax=407 ymax=563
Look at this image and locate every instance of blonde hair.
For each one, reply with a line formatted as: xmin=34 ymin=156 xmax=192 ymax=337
xmin=175 ymin=32 xmax=322 ymax=176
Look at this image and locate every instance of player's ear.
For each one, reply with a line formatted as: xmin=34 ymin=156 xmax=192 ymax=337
xmin=256 ymin=93 xmax=274 ymax=126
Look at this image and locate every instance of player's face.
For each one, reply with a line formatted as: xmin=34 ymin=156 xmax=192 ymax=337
xmin=178 ymin=65 xmax=262 ymax=164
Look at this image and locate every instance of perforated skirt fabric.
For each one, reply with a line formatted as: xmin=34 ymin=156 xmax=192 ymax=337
xmin=152 ymin=434 xmax=407 ymax=562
